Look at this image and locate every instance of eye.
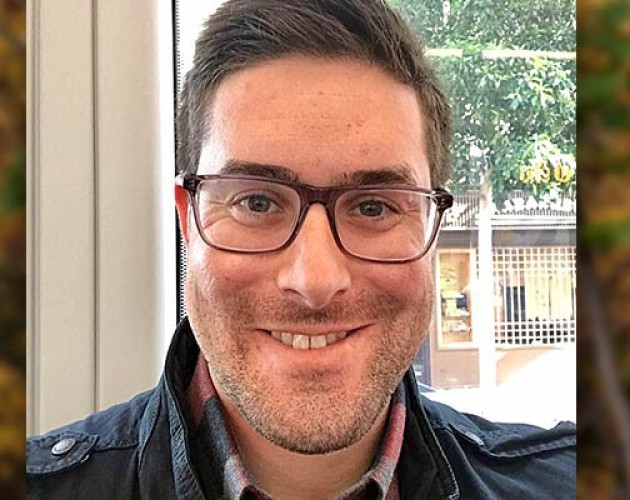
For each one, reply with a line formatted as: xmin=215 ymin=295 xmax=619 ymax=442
xmin=237 ymin=194 xmax=279 ymax=213
xmin=357 ymin=200 xmax=388 ymax=217
xmin=351 ymin=199 xmax=398 ymax=218
xmin=339 ymin=193 xmax=404 ymax=232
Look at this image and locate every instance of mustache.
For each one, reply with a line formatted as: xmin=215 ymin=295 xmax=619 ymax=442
xmin=236 ymin=292 xmax=408 ymax=326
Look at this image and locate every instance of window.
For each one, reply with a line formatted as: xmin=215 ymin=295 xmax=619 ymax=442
xmin=437 ymin=250 xmax=474 ymax=346
xmin=393 ymin=0 xmax=575 ymax=425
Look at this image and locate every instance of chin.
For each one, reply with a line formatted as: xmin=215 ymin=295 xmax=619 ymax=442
xmin=230 ymin=377 xmax=392 ymax=455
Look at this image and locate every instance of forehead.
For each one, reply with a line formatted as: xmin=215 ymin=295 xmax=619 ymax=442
xmin=199 ymin=57 xmax=429 ymax=186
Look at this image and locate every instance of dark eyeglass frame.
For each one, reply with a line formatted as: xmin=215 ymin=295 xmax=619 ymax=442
xmin=175 ymin=173 xmax=454 ymax=263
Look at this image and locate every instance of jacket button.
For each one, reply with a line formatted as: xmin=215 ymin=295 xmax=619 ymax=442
xmin=463 ymin=431 xmax=485 ymax=447
xmin=51 ymin=438 xmax=76 ymax=456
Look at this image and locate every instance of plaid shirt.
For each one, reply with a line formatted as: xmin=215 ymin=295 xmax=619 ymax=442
xmin=186 ymin=353 xmax=405 ymax=500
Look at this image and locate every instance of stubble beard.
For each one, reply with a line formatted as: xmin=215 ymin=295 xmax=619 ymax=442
xmin=186 ymin=275 xmax=433 ymax=455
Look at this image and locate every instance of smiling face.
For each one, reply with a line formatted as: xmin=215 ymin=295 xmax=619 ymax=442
xmin=175 ymin=57 xmax=435 ymax=454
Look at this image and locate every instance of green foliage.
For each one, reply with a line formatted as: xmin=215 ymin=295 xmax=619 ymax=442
xmin=489 ymin=136 xmax=575 ymax=204
xmin=390 ymin=0 xmax=575 ymax=50
xmin=582 ymin=218 xmax=630 ymax=252
xmin=0 ymin=152 xmax=26 ymax=213
xmin=578 ymin=1 xmax=630 ymax=174
xmin=440 ymin=53 xmax=576 ymax=200
xmin=389 ymin=0 xmax=576 ymax=200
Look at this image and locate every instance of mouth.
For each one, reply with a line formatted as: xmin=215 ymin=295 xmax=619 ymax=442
xmin=264 ymin=328 xmax=361 ymax=350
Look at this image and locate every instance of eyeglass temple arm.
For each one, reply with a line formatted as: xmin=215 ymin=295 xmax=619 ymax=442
xmin=434 ymin=189 xmax=454 ymax=211
xmin=175 ymin=173 xmax=198 ymax=193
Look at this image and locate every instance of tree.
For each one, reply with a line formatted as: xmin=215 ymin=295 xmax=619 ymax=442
xmin=390 ymin=0 xmax=576 ymax=203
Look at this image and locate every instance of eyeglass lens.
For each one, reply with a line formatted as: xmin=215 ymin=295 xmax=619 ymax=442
xmin=194 ymin=178 xmax=439 ymax=261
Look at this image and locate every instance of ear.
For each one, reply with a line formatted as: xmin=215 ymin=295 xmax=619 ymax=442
xmin=175 ymin=183 xmax=191 ymax=246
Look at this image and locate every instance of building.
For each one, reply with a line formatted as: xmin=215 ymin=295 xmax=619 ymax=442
xmin=415 ymin=188 xmax=576 ymax=391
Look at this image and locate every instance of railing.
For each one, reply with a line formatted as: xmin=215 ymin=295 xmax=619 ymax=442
xmin=442 ymin=190 xmax=576 ymax=229
xmin=443 ymin=190 xmax=480 ymax=228
xmin=495 ymin=319 xmax=576 ymax=346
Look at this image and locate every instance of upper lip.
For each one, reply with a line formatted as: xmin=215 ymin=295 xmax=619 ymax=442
xmin=261 ymin=325 xmax=367 ymax=336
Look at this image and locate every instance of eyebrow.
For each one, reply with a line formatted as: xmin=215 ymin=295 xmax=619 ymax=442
xmin=218 ymin=160 xmax=299 ymax=182
xmin=218 ymin=160 xmax=419 ymax=186
xmin=333 ymin=167 xmax=419 ymax=187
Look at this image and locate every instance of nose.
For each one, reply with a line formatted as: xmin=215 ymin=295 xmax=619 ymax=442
xmin=276 ymin=204 xmax=351 ymax=310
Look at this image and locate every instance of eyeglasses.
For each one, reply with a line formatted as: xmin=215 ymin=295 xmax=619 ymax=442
xmin=176 ymin=174 xmax=453 ymax=263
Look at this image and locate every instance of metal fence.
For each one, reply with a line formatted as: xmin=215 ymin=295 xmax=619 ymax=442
xmin=443 ymin=190 xmax=576 ymax=229
xmin=492 ymin=246 xmax=576 ymax=346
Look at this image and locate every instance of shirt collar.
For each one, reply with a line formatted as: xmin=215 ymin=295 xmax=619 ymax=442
xmin=186 ymin=352 xmax=405 ymax=500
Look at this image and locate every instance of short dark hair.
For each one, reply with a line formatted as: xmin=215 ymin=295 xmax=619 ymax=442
xmin=176 ymin=0 xmax=452 ymax=187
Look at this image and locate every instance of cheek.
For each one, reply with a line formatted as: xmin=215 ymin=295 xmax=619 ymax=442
xmin=187 ymin=239 xmax=270 ymax=296
xmin=366 ymin=261 xmax=433 ymax=305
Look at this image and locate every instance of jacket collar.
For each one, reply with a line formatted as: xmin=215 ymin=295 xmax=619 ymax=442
xmin=400 ymin=370 xmax=459 ymax=499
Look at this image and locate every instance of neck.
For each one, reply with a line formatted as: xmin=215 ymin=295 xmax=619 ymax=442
xmin=217 ymin=390 xmax=390 ymax=500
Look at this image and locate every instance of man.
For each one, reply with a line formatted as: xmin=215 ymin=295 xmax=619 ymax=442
xmin=27 ymin=1 xmax=575 ymax=498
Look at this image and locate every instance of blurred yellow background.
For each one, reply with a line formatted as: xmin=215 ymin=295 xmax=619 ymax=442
xmin=579 ymin=0 xmax=630 ymax=497
xmin=0 ymin=0 xmax=25 ymax=498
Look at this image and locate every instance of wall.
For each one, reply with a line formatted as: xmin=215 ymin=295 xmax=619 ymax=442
xmin=430 ymin=346 xmax=480 ymax=388
xmin=27 ymin=0 xmax=177 ymax=435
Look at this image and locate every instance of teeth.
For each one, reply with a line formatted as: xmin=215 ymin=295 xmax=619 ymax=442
xmin=292 ymin=335 xmax=310 ymax=349
xmin=269 ymin=330 xmax=351 ymax=349
xmin=310 ymin=335 xmax=327 ymax=349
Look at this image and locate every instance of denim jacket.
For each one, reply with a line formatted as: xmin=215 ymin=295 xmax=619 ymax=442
xmin=27 ymin=319 xmax=576 ymax=499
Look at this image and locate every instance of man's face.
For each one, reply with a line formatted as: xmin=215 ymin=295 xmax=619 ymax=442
xmin=176 ymin=57 xmax=435 ymax=454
